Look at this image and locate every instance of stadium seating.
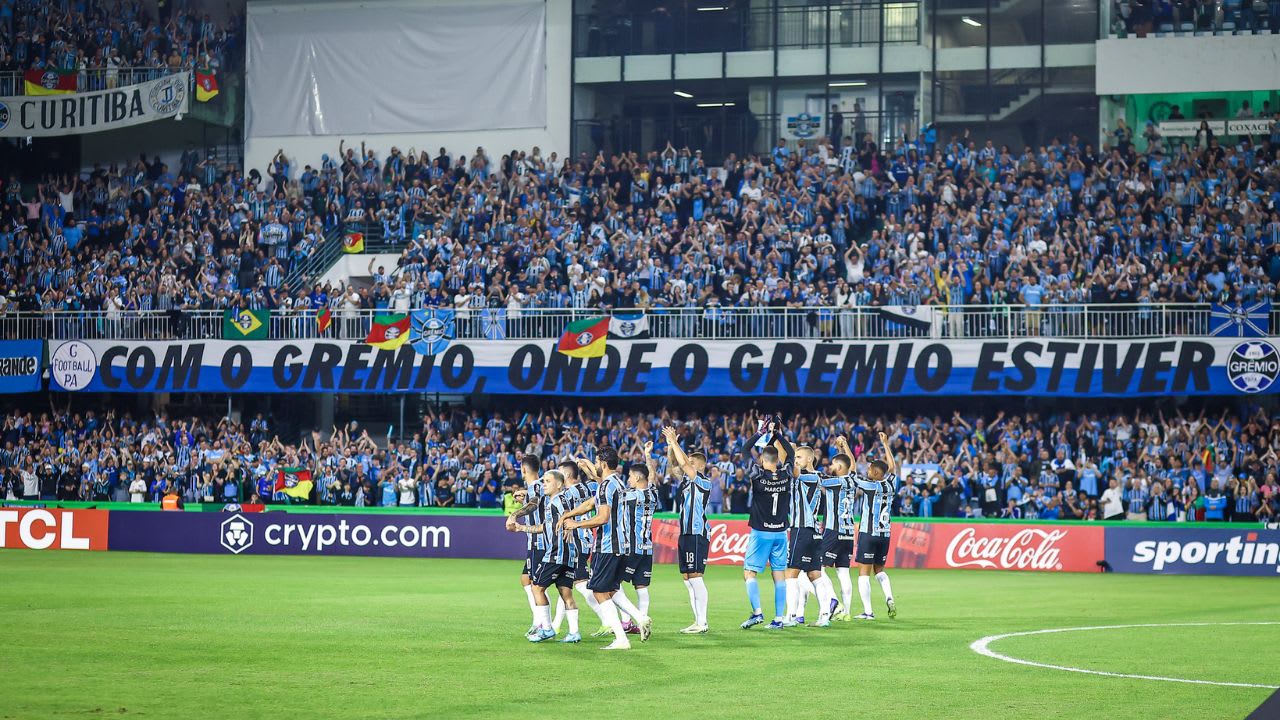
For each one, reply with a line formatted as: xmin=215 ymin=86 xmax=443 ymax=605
xmin=1 ymin=121 xmax=1278 ymax=331
xmin=1 ymin=405 xmax=1275 ymax=524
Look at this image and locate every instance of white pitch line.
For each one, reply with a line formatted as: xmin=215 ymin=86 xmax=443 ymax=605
xmin=970 ymin=622 xmax=1280 ymax=689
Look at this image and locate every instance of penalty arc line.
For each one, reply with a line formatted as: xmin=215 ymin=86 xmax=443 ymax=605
xmin=970 ymin=622 xmax=1280 ymax=690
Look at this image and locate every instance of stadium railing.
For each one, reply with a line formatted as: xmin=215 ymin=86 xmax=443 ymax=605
xmin=0 ymin=303 xmax=1262 ymax=342
xmin=0 ymin=66 xmax=200 ymax=96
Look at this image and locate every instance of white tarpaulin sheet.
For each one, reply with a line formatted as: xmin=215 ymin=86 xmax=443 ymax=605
xmin=246 ymin=1 xmax=546 ymax=138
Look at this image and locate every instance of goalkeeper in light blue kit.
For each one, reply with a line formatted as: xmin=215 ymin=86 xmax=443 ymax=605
xmin=738 ymin=414 xmax=794 ymax=630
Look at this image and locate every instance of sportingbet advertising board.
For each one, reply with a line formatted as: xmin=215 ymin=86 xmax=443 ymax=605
xmin=1104 ymin=526 xmax=1280 ymax=576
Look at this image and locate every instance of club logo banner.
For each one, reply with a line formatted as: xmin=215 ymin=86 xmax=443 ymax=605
xmin=0 ymin=508 xmax=109 ymax=550
xmin=0 ymin=340 xmax=42 ymax=393
xmin=49 ymin=337 xmax=1275 ymax=397
xmin=0 ymin=72 xmax=189 ymax=137
xmin=1105 ymin=527 xmax=1280 ymax=576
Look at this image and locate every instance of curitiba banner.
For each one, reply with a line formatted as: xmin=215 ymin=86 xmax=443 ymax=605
xmin=44 ymin=336 xmax=1280 ymax=397
xmin=5 ymin=506 xmax=1276 ymax=576
xmin=0 ymin=72 xmax=189 ymax=137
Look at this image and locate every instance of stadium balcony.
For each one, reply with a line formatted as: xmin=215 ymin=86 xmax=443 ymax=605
xmin=0 ymin=302 xmax=1269 ymax=342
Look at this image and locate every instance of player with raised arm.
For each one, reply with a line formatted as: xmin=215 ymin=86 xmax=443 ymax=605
xmin=739 ymin=413 xmax=793 ymax=630
xmin=851 ymin=431 xmax=899 ymax=620
xmin=559 ymin=447 xmax=650 ymax=650
xmin=506 ymin=469 xmax=578 ymax=643
xmin=663 ymin=425 xmax=712 ymax=633
xmin=515 ymin=454 xmax=544 ymax=636
xmin=786 ymin=446 xmax=839 ymax=628
xmin=618 ymin=441 xmax=660 ymax=635
xmin=819 ymin=437 xmax=862 ymax=621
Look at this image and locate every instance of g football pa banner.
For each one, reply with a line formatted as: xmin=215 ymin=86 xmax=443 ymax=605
xmin=0 ymin=72 xmax=189 ymax=137
xmin=46 ymin=337 xmax=1280 ymax=397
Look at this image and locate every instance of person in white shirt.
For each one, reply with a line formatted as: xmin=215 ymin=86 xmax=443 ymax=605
xmin=1100 ymin=478 xmax=1124 ymax=520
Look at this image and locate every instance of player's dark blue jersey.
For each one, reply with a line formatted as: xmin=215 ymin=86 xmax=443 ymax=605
xmin=819 ymin=473 xmax=862 ymax=534
xmin=594 ymin=473 xmax=628 ymax=555
xmin=791 ymin=472 xmax=823 ymax=529
xmin=853 ymin=472 xmax=898 ymax=537
xmin=631 ymin=486 xmax=659 ymax=556
xmin=748 ymin=463 xmax=792 ymax=531
xmin=566 ymin=480 xmax=597 ymax=551
xmin=540 ymin=492 xmax=578 ymax=565
xmin=525 ymin=479 xmax=544 ymax=550
xmin=678 ymin=473 xmax=713 ymax=537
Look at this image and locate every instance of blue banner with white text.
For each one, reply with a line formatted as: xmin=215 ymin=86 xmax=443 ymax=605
xmin=0 ymin=340 xmax=43 ymax=393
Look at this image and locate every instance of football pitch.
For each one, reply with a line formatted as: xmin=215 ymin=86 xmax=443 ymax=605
xmin=1 ymin=551 xmax=1275 ymax=720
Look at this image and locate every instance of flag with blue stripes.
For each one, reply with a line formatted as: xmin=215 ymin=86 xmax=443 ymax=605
xmin=1209 ymin=301 xmax=1270 ymax=337
xmin=409 ymin=309 xmax=455 ymax=355
xmin=481 ymin=308 xmax=507 ymax=340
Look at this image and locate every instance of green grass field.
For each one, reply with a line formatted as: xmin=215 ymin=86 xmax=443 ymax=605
xmin=1 ymin=551 xmax=1275 ymax=720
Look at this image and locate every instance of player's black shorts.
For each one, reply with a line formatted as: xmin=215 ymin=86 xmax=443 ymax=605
xmin=573 ymin=551 xmax=590 ymax=581
xmin=822 ymin=528 xmax=856 ymax=567
xmin=521 ymin=548 xmax=537 ymax=575
xmin=531 ymin=561 xmax=575 ymax=589
xmin=678 ymin=534 xmax=709 ymax=575
xmin=857 ymin=532 xmax=890 ymax=566
xmin=787 ymin=528 xmax=824 ymax=572
xmin=623 ymin=553 xmax=653 ymax=586
xmin=586 ymin=553 xmax=626 ymax=593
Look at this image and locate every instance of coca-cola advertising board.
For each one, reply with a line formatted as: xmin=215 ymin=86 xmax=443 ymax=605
xmin=653 ymin=519 xmax=1105 ymax=572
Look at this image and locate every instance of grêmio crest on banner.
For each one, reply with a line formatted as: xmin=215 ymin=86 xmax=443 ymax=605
xmin=0 ymin=72 xmax=188 ymax=137
xmin=47 ymin=337 xmax=1279 ymax=397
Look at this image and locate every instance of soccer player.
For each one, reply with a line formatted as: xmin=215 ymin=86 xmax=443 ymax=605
xmin=618 ymin=442 xmax=660 ymax=634
xmin=850 ymin=431 xmax=899 ymax=620
xmin=515 ymin=454 xmax=544 ymax=636
xmin=819 ymin=439 xmax=862 ymax=621
xmin=560 ymin=447 xmax=651 ymax=650
xmin=663 ymin=425 xmax=711 ymax=634
xmin=554 ymin=458 xmax=596 ymax=641
xmin=786 ymin=446 xmax=839 ymax=627
xmin=739 ymin=414 xmax=793 ymax=630
xmin=506 ymin=469 xmax=579 ymax=643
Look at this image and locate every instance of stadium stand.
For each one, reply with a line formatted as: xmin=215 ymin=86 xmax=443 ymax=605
xmin=2 ymin=404 xmax=1275 ymax=524
xmin=2 ymin=118 xmax=1278 ymax=336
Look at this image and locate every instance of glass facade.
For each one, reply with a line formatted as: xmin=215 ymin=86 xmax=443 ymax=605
xmin=572 ymin=0 xmax=1101 ymax=158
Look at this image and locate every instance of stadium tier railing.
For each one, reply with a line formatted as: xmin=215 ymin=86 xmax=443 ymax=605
xmin=0 ymin=66 xmax=202 ymax=96
xmin=0 ymin=303 xmax=1266 ymax=342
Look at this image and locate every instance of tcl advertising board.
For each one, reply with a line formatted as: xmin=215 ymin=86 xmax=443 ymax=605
xmin=0 ymin=508 xmax=109 ymax=550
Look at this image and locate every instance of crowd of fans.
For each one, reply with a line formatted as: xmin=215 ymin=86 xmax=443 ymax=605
xmin=0 ymin=0 xmax=241 ymax=95
xmin=2 ymin=403 xmax=1275 ymax=524
xmin=1112 ymin=0 xmax=1280 ymax=35
xmin=2 ymin=115 xmax=1280 ymax=331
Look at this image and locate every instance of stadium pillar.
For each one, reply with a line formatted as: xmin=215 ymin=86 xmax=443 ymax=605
xmin=317 ymin=394 xmax=334 ymax=435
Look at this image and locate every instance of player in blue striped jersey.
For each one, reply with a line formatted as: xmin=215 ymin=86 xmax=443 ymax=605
xmin=617 ymin=442 xmax=661 ymax=637
xmin=819 ymin=438 xmax=862 ymax=621
xmin=740 ymin=414 xmax=794 ymax=630
xmin=850 ymin=432 xmax=899 ymax=620
xmin=506 ymin=470 xmax=579 ymax=643
xmin=559 ymin=447 xmax=649 ymax=650
xmin=556 ymin=459 xmax=598 ymax=640
xmin=515 ymin=454 xmax=543 ymax=636
xmin=786 ymin=446 xmax=840 ymax=628
xmin=662 ymin=425 xmax=712 ymax=634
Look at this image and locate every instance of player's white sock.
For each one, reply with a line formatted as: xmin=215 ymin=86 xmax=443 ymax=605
xmin=597 ymin=599 xmax=628 ymax=644
xmin=858 ymin=575 xmax=873 ymax=615
xmin=875 ymin=571 xmax=894 ymax=601
xmin=613 ymin=589 xmax=648 ymax=623
xmin=813 ymin=573 xmax=836 ymax=619
xmin=637 ymin=587 xmax=650 ymax=616
xmin=690 ymin=577 xmax=709 ymax=626
xmin=567 ymin=608 xmax=580 ymax=635
xmin=836 ymin=567 xmax=853 ymax=610
xmin=798 ymin=573 xmax=815 ymax=612
xmin=552 ymin=597 xmax=565 ymax=633
xmin=684 ymin=579 xmax=698 ymax=620
xmin=523 ymin=585 xmax=537 ymax=622
xmin=784 ymin=577 xmax=800 ymax=619
xmin=534 ymin=603 xmax=551 ymax=630
xmin=575 ymin=582 xmax=599 ymax=613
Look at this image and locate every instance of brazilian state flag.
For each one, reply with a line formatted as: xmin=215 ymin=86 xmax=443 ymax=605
xmin=557 ymin=316 xmax=609 ymax=358
xmin=222 ymin=308 xmax=269 ymax=340
xmin=275 ymin=467 xmax=313 ymax=501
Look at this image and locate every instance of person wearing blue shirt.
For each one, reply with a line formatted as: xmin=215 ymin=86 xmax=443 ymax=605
xmin=1202 ymin=483 xmax=1229 ymax=521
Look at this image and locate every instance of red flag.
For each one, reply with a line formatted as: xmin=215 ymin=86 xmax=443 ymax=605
xmin=195 ymin=70 xmax=219 ymax=102
xmin=317 ymin=306 xmax=333 ymax=334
